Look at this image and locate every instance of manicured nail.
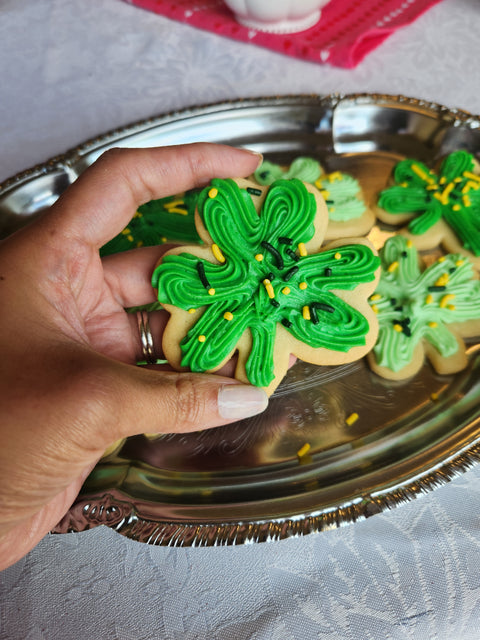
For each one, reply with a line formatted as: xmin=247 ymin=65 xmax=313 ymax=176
xmin=244 ymin=149 xmax=263 ymax=169
xmin=218 ymin=384 xmax=269 ymax=420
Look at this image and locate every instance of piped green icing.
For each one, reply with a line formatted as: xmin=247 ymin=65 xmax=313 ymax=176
xmin=100 ymin=190 xmax=201 ymax=256
xmin=378 ymin=150 xmax=480 ymax=255
xmin=152 ymin=178 xmax=380 ymax=388
xmin=255 ymin=159 xmax=366 ymax=222
xmin=369 ymin=235 xmax=480 ymax=373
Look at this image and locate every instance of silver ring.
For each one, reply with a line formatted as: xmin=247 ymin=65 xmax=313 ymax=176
xmin=137 ymin=310 xmax=157 ymax=364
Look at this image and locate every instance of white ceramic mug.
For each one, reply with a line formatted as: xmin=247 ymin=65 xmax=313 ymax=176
xmin=223 ymin=0 xmax=329 ymax=33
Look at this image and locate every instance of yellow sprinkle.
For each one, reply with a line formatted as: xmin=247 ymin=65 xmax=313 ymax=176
xmin=425 ymin=294 xmax=434 ymax=304
xmin=298 ymin=242 xmax=307 ymax=257
xmin=208 ymin=188 xmax=218 ymax=199
xmin=440 ymin=294 xmax=455 ymax=308
xmin=441 ymin=182 xmax=455 ymax=200
xmin=208 ymin=288 xmax=215 ymax=296
xmin=297 ymin=443 xmax=311 ymax=458
xmin=434 ymin=273 xmax=449 ymax=287
xmin=223 ymin=311 xmax=234 ymax=321
xmin=263 ymin=279 xmax=275 ymax=299
xmin=433 ymin=192 xmax=445 ymax=204
xmin=121 ymin=228 xmax=131 ymax=235
xmin=438 ymin=256 xmax=445 ymax=262
xmin=328 ymin=171 xmax=342 ymax=182
xmin=426 ymin=185 xmax=438 ymax=191
xmin=371 ymin=304 xmax=379 ymax=314
xmin=127 ymin=235 xmax=134 ymax=242
xmin=370 ymin=294 xmax=382 ymax=301
xmin=299 ymin=282 xmax=308 ymax=290
xmin=406 ymin=240 xmax=413 ymax=248
xmin=448 ymin=304 xmax=456 ymax=311
xmin=463 ymin=195 xmax=471 ymax=207
xmin=165 ymin=199 xmax=188 ymax=215
xmin=346 ymin=412 xmax=359 ymax=426
xmin=302 ymin=306 xmax=311 ymax=321
xmin=136 ymin=241 xmax=144 ymax=247
xmin=463 ymin=170 xmax=480 ymax=183
xmin=198 ymin=335 xmax=206 ymax=343
xmin=255 ymin=254 xmax=264 ymax=262
xmin=212 ymin=243 xmax=226 ymax=263
xmin=330 ymin=206 xmax=336 ymax=213
xmin=411 ymin=163 xmax=435 ymax=184
xmin=334 ymin=252 xmax=342 ymax=260
xmin=320 ymin=189 xmax=330 ymax=199
xmin=188 ymin=308 xmax=196 ymax=314
xmin=393 ymin=324 xmax=403 ymax=332
xmin=388 ymin=261 xmax=399 ymax=273
xmin=454 ymin=177 xmax=463 ymax=183
xmin=428 ymin=321 xmax=438 ymax=328
xmin=161 ymin=237 xmax=167 ymax=243
xmin=430 ymin=392 xmax=439 ymax=401
xmin=455 ymin=259 xmax=465 ymax=267
xmin=282 ymin=286 xmax=291 ymax=295
xmin=400 ymin=181 xmax=409 ymax=188
xmin=439 ymin=176 xmax=447 ymax=185
xmin=465 ymin=180 xmax=480 ymax=192
xmin=314 ymin=178 xmax=324 ymax=190
xmin=133 ymin=210 xmax=142 ymax=218
xmin=452 ymin=204 xmax=461 ymax=211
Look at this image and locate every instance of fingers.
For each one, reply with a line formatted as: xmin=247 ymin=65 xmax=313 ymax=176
xmin=102 ymin=244 xmax=172 ymax=308
xmin=98 ymin=362 xmax=269 ymax=442
xmin=46 ymin=144 xmax=262 ymax=248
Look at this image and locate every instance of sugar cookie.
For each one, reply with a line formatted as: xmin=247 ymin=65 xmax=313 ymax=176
xmin=367 ymin=235 xmax=480 ymax=380
xmin=152 ymin=177 xmax=380 ymax=395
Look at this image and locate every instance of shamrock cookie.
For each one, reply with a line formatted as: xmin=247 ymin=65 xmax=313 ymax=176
xmin=367 ymin=235 xmax=480 ymax=381
xmin=375 ymin=150 xmax=480 ymax=267
xmin=152 ymin=177 xmax=381 ymax=395
xmin=100 ymin=190 xmax=201 ymax=256
xmin=254 ymin=156 xmax=375 ymax=240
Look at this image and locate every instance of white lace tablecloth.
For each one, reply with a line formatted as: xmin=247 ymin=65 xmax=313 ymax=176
xmin=1 ymin=1 xmax=480 ymax=638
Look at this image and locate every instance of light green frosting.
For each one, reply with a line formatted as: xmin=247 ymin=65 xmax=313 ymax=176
xmin=370 ymin=235 xmax=480 ymax=372
xmin=152 ymin=178 xmax=380 ymax=387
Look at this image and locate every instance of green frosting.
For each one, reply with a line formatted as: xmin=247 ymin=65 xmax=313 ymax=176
xmin=370 ymin=235 xmax=480 ymax=373
xmin=152 ymin=178 xmax=380 ymax=387
xmin=100 ymin=190 xmax=201 ymax=257
xmin=254 ymin=157 xmax=322 ymax=185
xmin=378 ymin=150 xmax=480 ymax=255
xmin=255 ymin=158 xmax=366 ymax=222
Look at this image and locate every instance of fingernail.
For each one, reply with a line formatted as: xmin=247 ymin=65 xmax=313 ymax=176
xmin=218 ymin=384 xmax=269 ymax=420
xmin=244 ymin=149 xmax=263 ymax=169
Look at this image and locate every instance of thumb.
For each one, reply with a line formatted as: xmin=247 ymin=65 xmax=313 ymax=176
xmin=103 ymin=362 xmax=269 ymax=442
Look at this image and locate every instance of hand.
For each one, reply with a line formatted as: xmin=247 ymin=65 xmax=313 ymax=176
xmin=0 ymin=143 xmax=269 ymax=570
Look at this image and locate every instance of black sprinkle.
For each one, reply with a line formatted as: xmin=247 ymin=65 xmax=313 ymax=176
xmin=401 ymin=251 xmax=408 ymax=258
xmin=325 ymin=200 xmax=334 ymax=204
xmin=283 ymin=266 xmax=299 ymax=281
xmin=286 ymin=249 xmax=300 ymax=262
xmin=259 ymin=171 xmax=269 ymax=180
xmin=310 ymin=306 xmax=319 ymax=325
xmin=281 ymin=318 xmax=293 ymax=328
xmin=247 ymin=187 xmax=262 ymax=197
xmin=449 ymin=267 xmax=456 ymax=274
xmin=403 ymin=326 xmax=412 ymax=337
xmin=324 ymin=267 xmax=332 ymax=277
xmin=394 ymin=306 xmax=403 ymax=312
xmin=428 ymin=285 xmax=446 ymax=291
xmin=196 ymin=261 xmax=210 ymax=289
xmin=279 ymin=236 xmax=293 ymax=245
xmin=267 ymin=272 xmax=275 ymax=281
xmin=312 ymin=302 xmax=335 ymax=314
xmin=390 ymin=298 xmax=397 ymax=306
xmin=261 ymin=241 xmax=284 ymax=269
xmin=270 ymin=299 xmax=280 ymax=308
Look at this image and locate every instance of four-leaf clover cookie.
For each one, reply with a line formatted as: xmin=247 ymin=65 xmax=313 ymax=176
xmin=368 ymin=235 xmax=480 ymax=380
xmin=152 ymin=177 xmax=380 ymax=395
xmin=375 ymin=150 xmax=480 ymax=267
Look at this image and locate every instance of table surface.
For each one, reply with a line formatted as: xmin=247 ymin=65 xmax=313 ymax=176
xmin=1 ymin=1 xmax=480 ymax=638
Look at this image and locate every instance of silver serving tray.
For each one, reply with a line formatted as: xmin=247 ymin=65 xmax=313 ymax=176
xmin=2 ymin=94 xmax=480 ymax=546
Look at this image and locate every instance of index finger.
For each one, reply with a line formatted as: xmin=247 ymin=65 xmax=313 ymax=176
xmin=46 ymin=143 xmax=262 ymax=248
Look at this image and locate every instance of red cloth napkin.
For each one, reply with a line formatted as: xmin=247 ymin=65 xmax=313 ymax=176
xmin=123 ymin=0 xmax=444 ymax=68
